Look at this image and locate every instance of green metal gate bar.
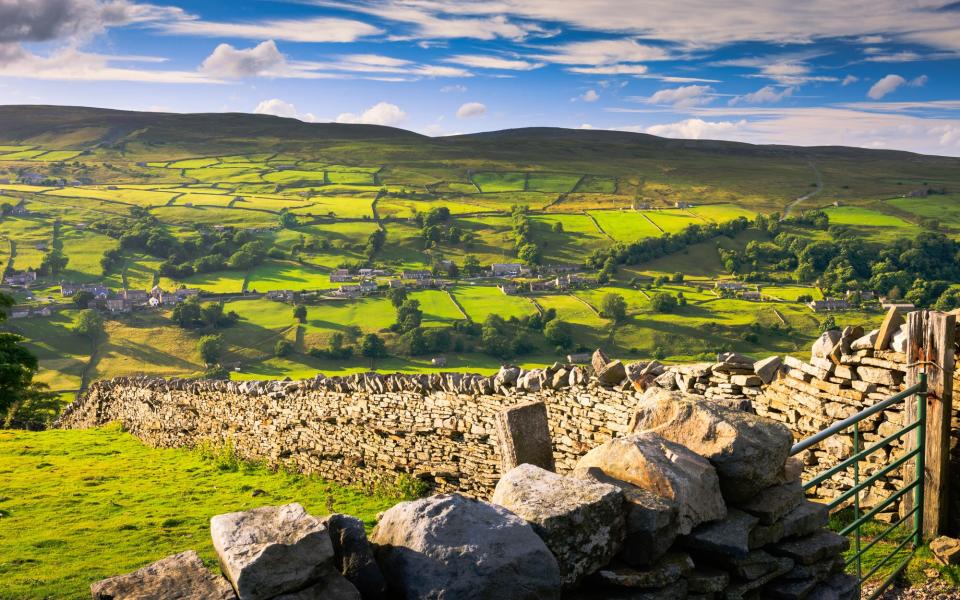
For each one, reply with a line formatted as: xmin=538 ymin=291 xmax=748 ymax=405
xmin=789 ymin=373 xmax=926 ymax=599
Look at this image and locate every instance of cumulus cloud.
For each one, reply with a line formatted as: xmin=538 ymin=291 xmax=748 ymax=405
xmin=578 ymin=89 xmax=600 ymax=102
xmin=842 ymin=74 xmax=859 ymax=86
xmin=336 ymin=101 xmax=407 ymax=126
xmin=645 ymin=85 xmax=714 ymax=108
xmin=533 ymin=38 xmax=672 ymax=65
xmin=729 ymin=85 xmax=794 ymax=105
xmin=867 ymin=73 xmax=926 ymax=99
xmin=0 ymin=0 xmax=184 ymax=45
xmin=643 ymin=118 xmax=748 ymax=140
xmin=0 ymin=46 xmax=221 ymax=82
xmin=200 ymin=40 xmax=287 ymax=78
xmin=253 ymin=99 xmax=317 ymax=122
xmin=456 ymin=102 xmax=487 ymax=118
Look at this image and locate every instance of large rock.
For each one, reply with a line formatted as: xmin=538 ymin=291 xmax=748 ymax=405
xmin=495 ymin=401 xmax=555 ymax=472
xmin=573 ymin=432 xmax=725 ymax=534
xmin=683 ymin=508 xmax=757 ymax=558
xmin=272 ymin=567 xmax=361 ymax=600
xmin=597 ymin=360 xmax=627 ymax=387
xmin=811 ymin=330 xmax=842 ymax=360
xmin=738 ymin=479 xmax=804 ymax=525
xmin=771 ymin=531 xmax=849 ymax=566
xmin=850 ymin=329 xmax=879 ymax=351
xmin=91 ymin=551 xmax=236 ymax=600
xmin=492 ymin=464 xmax=624 ymax=586
xmin=326 ymin=514 xmax=387 ymax=600
xmin=577 ymin=466 xmax=679 ymax=567
xmin=629 ymin=388 xmax=792 ymax=503
xmin=592 ymin=553 xmax=694 ymax=590
xmin=371 ymin=493 xmax=561 ymax=600
xmin=753 ymin=356 xmax=783 ymax=384
xmin=211 ymin=503 xmax=333 ymax=600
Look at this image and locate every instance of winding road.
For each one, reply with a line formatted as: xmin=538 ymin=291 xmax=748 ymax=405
xmin=782 ymin=161 xmax=822 ymax=219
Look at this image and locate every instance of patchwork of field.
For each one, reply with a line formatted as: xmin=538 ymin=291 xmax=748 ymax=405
xmin=0 ymin=147 xmax=900 ymax=386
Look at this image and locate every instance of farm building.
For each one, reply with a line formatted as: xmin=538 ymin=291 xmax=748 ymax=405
xmin=567 ymin=353 xmax=592 ymax=364
xmin=402 ymin=269 xmax=432 ymax=280
xmin=498 ymin=283 xmax=518 ymax=295
xmin=715 ymin=281 xmax=745 ymax=291
xmin=123 ymin=290 xmax=149 ymax=303
xmin=807 ymin=298 xmax=851 ymax=312
xmin=330 ymin=269 xmax=354 ymax=283
xmin=3 ymin=270 xmax=37 ymax=286
xmin=491 ymin=263 xmax=523 ymax=277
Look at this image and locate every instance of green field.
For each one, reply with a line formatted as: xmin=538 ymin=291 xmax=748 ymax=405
xmin=0 ymin=427 xmax=394 ymax=600
xmin=472 ymin=171 xmax=527 ymax=192
xmin=822 ymin=206 xmax=915 ymax=228
xmin=451 ymin=285 xmax=536 ymax=321
xmin=886 ymin=195 xmax=960 ymax=228
xmin=589 ymin=211 xmax=662 ymax=241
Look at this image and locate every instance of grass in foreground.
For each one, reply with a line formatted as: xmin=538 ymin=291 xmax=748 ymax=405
xmin=0 ymin=426 xmax=396 ymax=600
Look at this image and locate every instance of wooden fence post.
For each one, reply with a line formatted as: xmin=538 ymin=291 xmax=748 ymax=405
xmin=906 ymin=310 xmax=956 ymax=539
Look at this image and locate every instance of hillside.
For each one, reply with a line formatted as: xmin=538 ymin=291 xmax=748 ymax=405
xmin=0 ymin=105 xmax=955 ymax=415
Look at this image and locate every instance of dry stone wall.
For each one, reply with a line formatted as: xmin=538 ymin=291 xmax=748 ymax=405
xmin=58 ymin=318 xmax=960 ymax=521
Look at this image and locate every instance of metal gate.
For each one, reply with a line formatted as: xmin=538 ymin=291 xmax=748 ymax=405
xmin=789 ymin=374 xmax=927 ymax=599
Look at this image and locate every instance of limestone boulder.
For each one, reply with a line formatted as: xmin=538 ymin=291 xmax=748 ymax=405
xmin=931 ymin=536 xmax=960 ymax=565
xmin=738 ymin=479 xmax=804 ymax=525
xmin=890 ymin=323 xmax=909 ymax=354
xmin=211 ymin=503 xmax=333 ymax=600
xmin=592 ymin=553 xmax=694 ymax=590
xmin=630 ymin=388 xmax=792 ymax=503
xmin=753 ymin=355 xmax=783 ymax=384
xmin=573 ymin=432 xmax=725 ymax=534
xmin=491 ymin=464 xmax=624 ymax=586
xmin=597 ymin=360 xmax=627 ymax=387
xmin=91 ymin=551 xmax=236 ymax=600
xmin=850 ymin=329 xmax=879 ymax=351
xmin=272 ymin=567 xmax=361 ymax=600
xmin=811 ymin=330 xmax=842 ymax=360
xmin=326 ymin=514 xmax=387 ymax=600
xmin=371 ymin=493 xmax=561 ymax=600
xmin=576 ymin=466 xmax=679 ymax=567
xmin=683 ymin=508 xmax=758 ymax=558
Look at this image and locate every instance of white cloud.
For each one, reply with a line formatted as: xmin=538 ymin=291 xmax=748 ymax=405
xmin=253 ymin=99 xmax=317 ymax=122
xmin=441 ymin=84 xmax=467 ymax=93
xmin=200 ymin=41 xmax=287 ymax=79
xmin=296 ymin=54 xmax=471 ymax=79
xmin=578 ymin=89 xmax=600 ymax=102
xmin=567 ymin=64 xmax=648 ymax=76
xmin=629 ymin=105 xmax=960 ymax=155
xmin=354 ymin=1 xmax=960 ymax=52
xmin=729 ymin=85 xmax=794 ymax=105
xmin=456 ymin=102 xmax=487 ymax=118
xmin=318 ymin=1 xmax=550 ymax=41
xmin=861 ymin=74 xmax=927 ymax=99
xmin=444 ymin=54 xmax=543 ymax=70
xmin=160 ymin=17 xmax=381 ymax=43
xmin=0 ymin=47 xmax=222 ymax=83
xmin=642 ymin=118 xmax=748 ymax=140
xmin=336 ymin=101 xmax=407 ymax=126
xmin=842 ymin=74 xmax=859 ymax=86
xmin=644 ymin=85 xmax=714 ymax=108
xmin=0 ymin=0 xmax=185 ymax=45
xmin=578 ymin=123 xmax=594 ymax=129
xmin=533 ymin=38 xmax=673 ymax=65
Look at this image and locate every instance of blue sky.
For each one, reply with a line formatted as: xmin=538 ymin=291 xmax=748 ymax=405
xmin=2 ymin=1 xmax=960 ymax=155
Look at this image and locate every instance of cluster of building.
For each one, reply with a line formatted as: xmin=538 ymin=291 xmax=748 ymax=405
xmin=59 ymin=283 xmax=200 ymax=313
xmin=499 ymin=273 xmax=594 ymax=295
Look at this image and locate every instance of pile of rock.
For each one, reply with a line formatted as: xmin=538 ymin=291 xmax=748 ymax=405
xmin=90 ymin=390 xmax=853 ymax=600
xmin=753 ymin=309 xmax=960 ymax=518
xmin=92 ymin=503 xmax=383 ymax=600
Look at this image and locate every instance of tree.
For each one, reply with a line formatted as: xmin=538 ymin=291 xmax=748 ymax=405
xmin=278 ymin=210 xmax=298 ymax=229
xmin=0 ymin=292 xmax=41 ymax=420
xmin=360 ymin=334 xmax=388 ymax=367
xmin=394 ymin=298 xmax=422 ymax=332
xmin=462 ymin=255 xmax=482 ymax=277
xmin=73 ymin=290 xmax=94 ymax=309
xmin=517 ymin=243 xmax=542 ymax=265
xmin=197 ymin=334 xmax=224 ymax=365
xmin=552 ymin=221 xmax=564 ymax=233
xmin=275 ymin=339 xmax=293 ymax=357
xmin=544 ymin=319 xmax=574 ymax=352
xmin=293 ymin=305 xmax=307 ymax=323
xmin=172 ymin=297 xmax=202 ymax=328
xmin=73 ymin=309 xmax=104 ymax=340
xmin=600 ymin=293 xmax=628 ymax=322
xmin=650 ymin=292 xmax=678 ymax=313
xmin=38 ymin=250 xmax=68 ymax=277
xmin=819 ymin=315 xmax=839 ymax=334
xmin=671 ymin=271 xmax=685 ymax=283
xmin=388 ymin=287 xmax=408 ymax=308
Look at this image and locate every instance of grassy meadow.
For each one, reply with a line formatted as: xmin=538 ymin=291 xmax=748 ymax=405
xmin=0 ymin=426 xmax=395 ymax=600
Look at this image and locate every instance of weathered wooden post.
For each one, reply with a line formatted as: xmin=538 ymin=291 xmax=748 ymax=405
xmin=905 ymin=310 xmax=956 ymax=539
